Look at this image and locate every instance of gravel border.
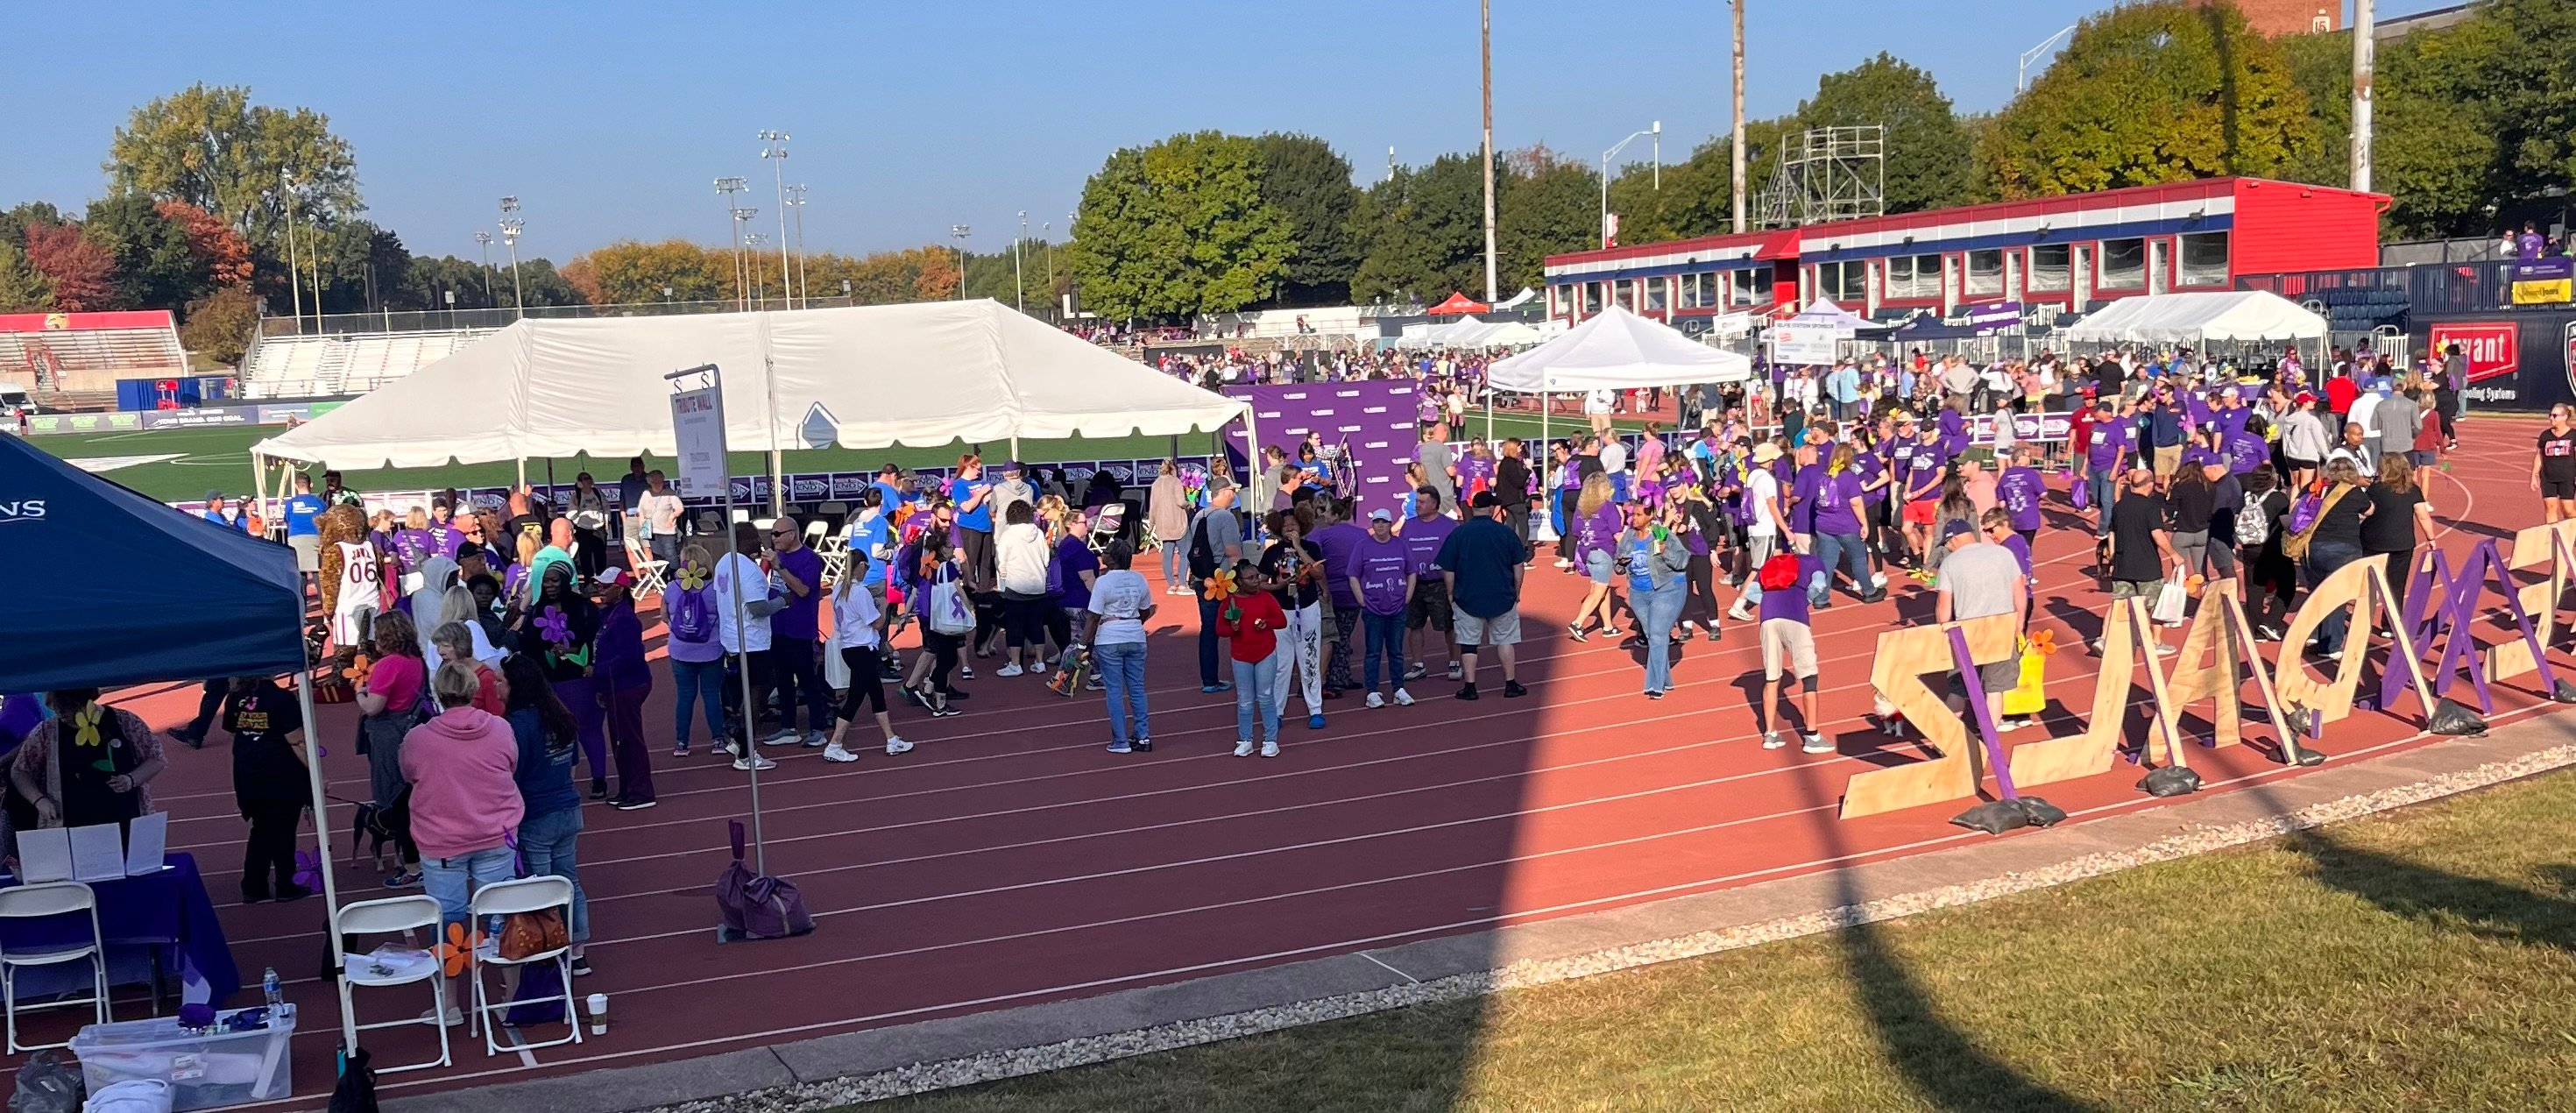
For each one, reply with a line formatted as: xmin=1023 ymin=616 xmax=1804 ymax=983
xmin=647 ymin=737 xmax=2576 ymax=1113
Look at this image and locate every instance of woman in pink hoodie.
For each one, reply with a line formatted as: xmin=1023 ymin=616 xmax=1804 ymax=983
xmin=400 ymin=661 xmax=522 ymax=1025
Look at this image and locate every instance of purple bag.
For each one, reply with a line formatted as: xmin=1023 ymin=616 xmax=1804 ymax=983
xmin=715 ymin=820 xmax=814 ymax=940
xmin=2070 ymin=477 xmax=2089 ymax=511
xmin=2285 ymin=489 xmax=2325 ymax=536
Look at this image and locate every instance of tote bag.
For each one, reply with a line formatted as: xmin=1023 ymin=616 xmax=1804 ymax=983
xmin=926 ymin=570 xmax=975 ymax=636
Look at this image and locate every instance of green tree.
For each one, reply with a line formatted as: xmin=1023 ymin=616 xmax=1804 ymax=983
xmin=106 ymin=85 xmax=362 ymax=254
xmin=1497 ymin=151 xmax=1600 ymax=293
xmin=1066 ymin=131 xmax=1295 ymax=320
xmin=179 ymin=285 xmax=259 ymax=364
xmin=1252 ymin=133 xmax=1363 ymax=306
xmin=82 ymin=193 xmax=202 ymax=311
xmin=2371 ymin=14 xmax=2512 ymax=237
xmin=2277 ymin=29 xmax=2353 ymax=189
xmin=0 ymin=240 xmax=52 ymax=312
xmin=1796 ymin=53 xmax=1972 ymax=212
xmin=1351 ymin=152 xmax=1486 ymax=304
xmin=1979 ymin=1 xmax=2318 ymax=197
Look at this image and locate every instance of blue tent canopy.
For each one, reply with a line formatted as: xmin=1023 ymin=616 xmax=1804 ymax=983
xmin=0 ymin=433 xmax=305 ymax=692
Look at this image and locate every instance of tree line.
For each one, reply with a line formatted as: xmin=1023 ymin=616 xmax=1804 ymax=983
xmin=4 ymin=0 xmax=2564 ymax=352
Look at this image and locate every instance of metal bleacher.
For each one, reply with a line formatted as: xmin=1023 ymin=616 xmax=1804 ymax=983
xmin=0 ymin=311 xmax=188 ymax=404
xmin=239 ymin=328 xmax=498 ymax=400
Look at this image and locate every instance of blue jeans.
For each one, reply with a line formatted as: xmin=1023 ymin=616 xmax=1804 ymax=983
xmin=1812 ymin=533 xmax=1869 ymax=604
xmin=2087 ymin=471 xmax=2115 ymax=536
xmin=669 ymin=656 xmax=725 ymax=746
xmin=1361 ymin=609 xmax=1406 ymax=691
xmin=1094 ymin=641 xmax=1150 ymax=743
xmin=1233 ymin=654 xmax=1279 ymax=744
xmin=1634 ymin=579 xmax=1686 ymax=692
xmin=516 ymin=806 xmax=590 ymax=943
xmin=2306 ymin=541 xmax=2365 ymax=654
xmin=421 ymin=845 xmax=516 ymax=936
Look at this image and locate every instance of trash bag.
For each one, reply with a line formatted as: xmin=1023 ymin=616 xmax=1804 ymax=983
xmin=1950 ymin=798 xmax=2034 ymax=834
xmin=2427 ymin=698 xmax=2488 ymax=737
xmin=2552 ymin=678 xmax=2576 ymax=704
xmin=2139 ymin=766 xmax=2203 ymax=797
xmin=2018 ymin=797 xmax=2069 ymax=827
xmin=8 ymin=1051 xmax=83 ymax=1113
xmin=329 ymin=1047 xmax=381 ymax=1113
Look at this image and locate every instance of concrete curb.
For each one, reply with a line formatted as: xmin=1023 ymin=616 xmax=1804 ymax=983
xmin=383 ymin=712 xmax=2576 ymax=1113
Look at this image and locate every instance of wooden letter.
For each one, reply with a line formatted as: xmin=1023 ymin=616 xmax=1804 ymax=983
xmin=1840 ymin=613 xmax=2019 ymax=819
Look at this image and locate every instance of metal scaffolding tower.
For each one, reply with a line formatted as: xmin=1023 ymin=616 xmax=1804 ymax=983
xmin=1758 ymin=124 xmax=1886 ymax=230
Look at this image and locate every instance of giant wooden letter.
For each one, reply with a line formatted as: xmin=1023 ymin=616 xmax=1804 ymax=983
xmin=2487 ymin=521 xmax=2576 ymax=680
xmin=2008 ymin=596 xmax=2185 ymax=786
xmin=2273 ymin=556 xmax=2432 ymax=732
xmin=1840 ymin=613 xmax=2020 ymax=819
xmin=2159 ymin=578 xmax=2299 ymax=764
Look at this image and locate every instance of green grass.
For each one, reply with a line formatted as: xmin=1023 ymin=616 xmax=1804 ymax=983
xmin=28 ymin=409 xmax=1616 ymax=504
xmin=860 ymin=769 xmax=2576 ymax=1112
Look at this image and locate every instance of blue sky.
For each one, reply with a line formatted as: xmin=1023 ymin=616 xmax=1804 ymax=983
xmin=0 ymin=0 xmax=2446 ymax=260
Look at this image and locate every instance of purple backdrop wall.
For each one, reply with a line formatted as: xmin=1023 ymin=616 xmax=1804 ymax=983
xmin=1224 ymin=380 xmax=1421 ymax=521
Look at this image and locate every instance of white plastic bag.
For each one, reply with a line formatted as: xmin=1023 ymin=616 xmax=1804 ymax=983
xmin=2150 ymin=574 xmax=2188 ymax=625
xmin=823 ymin=638 xmax=851 ymax=690
xmin=82 ymin=1079 xmax=172 ymax=1113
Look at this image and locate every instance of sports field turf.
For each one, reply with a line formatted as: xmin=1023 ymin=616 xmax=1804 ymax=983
xmin=23 ymin=409 xmax=1617 ymax=504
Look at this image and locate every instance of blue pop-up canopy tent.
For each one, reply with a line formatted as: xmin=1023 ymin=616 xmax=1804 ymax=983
xmin=0 ymin=431 xmax=304 ymax=691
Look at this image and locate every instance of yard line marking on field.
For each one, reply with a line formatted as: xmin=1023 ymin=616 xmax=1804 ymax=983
xmin=67 ymin=453 xmax=183 ymax=473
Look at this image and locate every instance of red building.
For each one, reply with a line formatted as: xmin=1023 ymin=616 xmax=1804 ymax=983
xmin=1541 ymin=177 xmax=2387 ymax=330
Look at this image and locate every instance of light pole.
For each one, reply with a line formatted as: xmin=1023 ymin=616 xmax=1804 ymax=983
xmin=1014 ymin=210 xmax=1029 ymax=314
xmin=473 ymin=231 xmax=495 ymax=303
xmin=1480 ymin=0 xmax=1497 ymax=303
xmin=715 ymin=176 xmax=749 ymax=310
xmin=759 ymin=131 xmax=793 ymax=311
xmin=1598 ymin=122 xmax=1660 ymax=249
xmin=281 ymin=169 xmax=303 ymax=333
xmin=949 ymin=224 xmax=971 ymax=301
xmin=1042 ymin=221 xmax=1056 ymax=320
xmin=732 ymin=206 xmax=759 ymax=309
xmin=497 ymin=195 xmax=525 ymax=318
xmin=745 ymin=233 xmax=768 ymax=308
xmin=785 ymin=183 xmax=810 ymax=308
xmin=1731 ymin=0 xmax=1747 ymax=233
xmin=2017 ymin=25 xmax=2077 ymax=93
xmin=2352 ymin=0 xmax=2375 ymax=192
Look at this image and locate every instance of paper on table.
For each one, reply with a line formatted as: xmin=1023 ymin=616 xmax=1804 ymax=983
xmin=68 ymin=823 xmax=124 ymax=883
xmin=124 ymin=812 xmax=167 ymax=876
xmin=16 ymin=828 xmax=72 ymax=883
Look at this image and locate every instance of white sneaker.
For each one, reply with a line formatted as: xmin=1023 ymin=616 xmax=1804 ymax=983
xmin=1260 ymin=741 xmax=1280 ymax=758
xmin=1393 ymin=688 xmax=1415 ymax=706
xmin=1365 ymin=691 xmax=1385 ymax=709
xmin=2154 ymin=643 xmax=2176 ymax=657
xmin=1872 ymin=572 xmax=1889 ymax=588
xmin=421 ymin=1004 xmax=464 ymax=1028
xmin=1445 ymin=661 xmax=1463 ymax=681
xmin=822 ymin=742 xmax=860 ymax=763
xmin=766 ymin=728 xmax=801 ymax=745
xmin=996 ymin=663 xmax=1025 ymax=677
xmin=1998 ymin=718 xmax=2033 ymax=733
xmin=1233 ymin=739 xmax=1256 ymax=757
xmin=885 ymin=737 xmax=914 ymax=755
xmin=1762 ymin=731 xmax=1786 ymax=749
xmin=732 ymin=754 xmax=778 ymax=771
xmin=1726 ymin=604 xmax=1752 ymax=622
xmin=1553 ymin=558 xmax=1573 ymax=570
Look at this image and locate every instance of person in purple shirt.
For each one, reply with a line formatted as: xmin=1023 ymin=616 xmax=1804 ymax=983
xmin=1936 ymin=403 xmax=1970 ymax=457
xmin=1309 ymin=499 xmax=1369 ymax=695
xmin=762 ymin=514 xmax=832 ymax=748
xmin=1787 ymin=439 xmax=1825 ymax=545
xmin=1979 ymin=508 xmax=2037 ymax=634
xmin=1347 ymin=508 xmax=1416 ymax=707
xmin=1755 ymin=550 xmax=1829 ymax=752
xmin=1568 ymin=473 xmax=1624 ymax=642
xmin=591 ymin=568 xmax=657 ymax=809
xmin=2224 ymin=419 xmax=2271 ymax=477
xmin=1398 ymin=488 xmax=1460 ymax=683
xmin=1995 ymin=444 xmax=2049 ymax=547
xmin=1900 ymin=423 xmax=1950 ymax=567
xmin=1808 ymin=443 xmax=1879 ymax=606
xmin=1853 ymin=429 xmax=1895 ymax=580
xmin=392 ymin=507 xmax=438 ymax=585
xmin=2083 ymin=396 xmax=2134 ymax=538
xmin=2209 ymin=390 xmax=2251 ymax=436
xmin=426 ymin=500 xmax=465 ymax=561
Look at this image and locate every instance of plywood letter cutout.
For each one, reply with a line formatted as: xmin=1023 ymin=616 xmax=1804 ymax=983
xmin=2008 ymin=596 xmax=2184 ymax=787
xmin=2487 ymin=521 xmax=2576 ymax=681
xmin=1840 ymin=613 xmax=2021 ymax=819
xmin=2273 ymin=556 xmax=2433 ymax=734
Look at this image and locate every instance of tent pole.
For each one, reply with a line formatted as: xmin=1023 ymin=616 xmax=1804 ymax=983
xmin=515 ymin=457 xmax=527 ymax=489
xmin=249 ymin=450 xmax=268 ymax=533
xmin=292 ymin=668 xmax=346 ymax=972
xmin=768 ymin=450 xmax=784 ymax=516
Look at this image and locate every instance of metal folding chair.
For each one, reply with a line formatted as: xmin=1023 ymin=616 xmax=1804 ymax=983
xmin=0 ymin=881 xmax=109 ymax=1053
xmin=465 ymin=876 xmax=581 ymax=1057
xmin=334 ymin=895 xmax=452 ymax=1073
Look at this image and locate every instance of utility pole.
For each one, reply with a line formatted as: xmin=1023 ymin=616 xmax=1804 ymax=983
xmin=2350 ymin=0 xmax=2375 ymax=192
xmin=498 ymin=195 xmax=525 ymax=318
xmin=950 ymin=225 xmax=971 ymax=300
xmin=786 ymin=184 xmax=810 ymax=308
xmin=1480 ymin=0 xmax=1497 ymax=304
xmin=1731 ymin=0 xmax=1747 ymax=234
xmin=474 ymin=231 xmax=494 ymax=302
xmin=1015 ymin=210 xmax=1029 ymax=314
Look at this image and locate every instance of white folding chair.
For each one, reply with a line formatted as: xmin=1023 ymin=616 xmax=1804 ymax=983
xmin=630 ymin=558 xmax=669 ymax=598
xmin=803 ymin=520 xmax=828 ymax=545
xmin=0 ymin=881 xmax=109 ymax=1053
xmin=465 ymin=876 xmax=581 ymax=1057
xmin=815 ymin=534 xmax=851 ymax=584
xmin=333 ymin=895 xmax=450 ymax=1074
xmin=1087 ymin=503 xmax=1127 ymax=556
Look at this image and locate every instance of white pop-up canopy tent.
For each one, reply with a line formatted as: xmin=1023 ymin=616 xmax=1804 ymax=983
xmin=1488 ymin=304 xmax=1752 ymax=393
xmin=253 ymin=300 xmax=1250 ymax=471
xmin=1781 ymin=297 xmax=1879 ymax=333
xmin=2057 ymin=290 xmax=2326 ymax=345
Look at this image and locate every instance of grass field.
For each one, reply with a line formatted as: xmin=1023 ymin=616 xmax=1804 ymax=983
xmin=861 ymin=769 xmax=2576 ymax=1113
xmin=25 ymin=409 xmax=1617 ymax=504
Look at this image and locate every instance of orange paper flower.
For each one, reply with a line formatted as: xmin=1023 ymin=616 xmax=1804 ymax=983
xmin=2026 ymin=630 xmax=2059 ymax=656
xmin=342 ymin=653 xmax=374 ymax=686
xmin=1200 ymin=568 xmax=1237 ymax=602
xmin=435 ymin=921 xmax=485 ymax=977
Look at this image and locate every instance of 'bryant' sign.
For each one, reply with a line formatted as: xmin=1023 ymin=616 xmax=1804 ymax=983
xmin=2431 ymin=322 xmax=2518 ymax=383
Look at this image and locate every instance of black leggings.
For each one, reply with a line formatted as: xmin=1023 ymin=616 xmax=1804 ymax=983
xmin=1681 ymin=553 xmax=1718 ymax=626
xmin=242 ymin=798 xmax=304 ymax=898
xmin=919 ymin=630 xmax=962 ymax=692
xmin=1000 ymin=593 xmax=1051 ymax=650
xmin=837 ymin=645 xmax=887 ymax=719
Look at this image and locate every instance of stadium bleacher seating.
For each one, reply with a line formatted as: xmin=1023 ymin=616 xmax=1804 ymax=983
xmin=0 ymin=311 xmax=188 ymax=401
xmin=239 ymin=328 xmax=499 ymax=400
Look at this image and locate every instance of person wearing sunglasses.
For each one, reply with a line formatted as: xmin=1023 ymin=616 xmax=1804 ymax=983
xmin=762 ymin=514 xmax=831 ymax=750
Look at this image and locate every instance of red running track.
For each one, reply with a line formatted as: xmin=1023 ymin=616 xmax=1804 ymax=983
xmin=23 ymin=415 xmax=2569 ymax=1106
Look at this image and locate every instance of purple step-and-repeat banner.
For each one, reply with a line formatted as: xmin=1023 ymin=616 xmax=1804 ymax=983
xmin=1224 ymin=380 xmax=1422 ymax=522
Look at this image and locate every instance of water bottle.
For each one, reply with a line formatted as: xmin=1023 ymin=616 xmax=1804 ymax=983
xmin=262 ymin=966 xmax=283 ymax=1011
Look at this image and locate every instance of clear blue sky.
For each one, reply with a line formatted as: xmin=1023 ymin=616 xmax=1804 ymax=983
xmin=0 ymin=0 xmax=2447 ymax=261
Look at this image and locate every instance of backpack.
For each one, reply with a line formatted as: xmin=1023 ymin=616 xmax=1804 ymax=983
xmin=1757 ymin=552 xmax=1803 ymax=592
xmin=714 ymin=819 xmax=814 ymax=941
xmin=2282 ymin=486 xmax=2351 ymax=563
xmin=1186 ymin=513 xmax=1219 ymax=581
xmin=668 ymin=584 xmax=716 ymax=645
xmin=2234 ymin=496 xmax=2272 ymax=548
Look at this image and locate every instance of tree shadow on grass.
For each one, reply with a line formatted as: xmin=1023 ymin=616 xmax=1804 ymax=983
xmin=2248 ymin=783 xmax=2576 ymax=952
xmin=1786 ymin=761 xmax=2102 ymax=1112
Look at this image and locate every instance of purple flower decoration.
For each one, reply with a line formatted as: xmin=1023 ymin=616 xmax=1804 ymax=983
xmin=178 ymin=1003 xmax=216 ymax=1029
xmin=536 ymin=606 xmax=572 ymax=649
xmin=293 ymin=849 xmax=322 ymax=890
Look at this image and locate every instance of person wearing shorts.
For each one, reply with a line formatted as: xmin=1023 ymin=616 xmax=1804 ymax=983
xmin=1399 ymin=486 xmax=1459 ymax=682
xmin=1436 ymin=492 xmax=1530 ymax=699
xmin=1756 ymin=549 xmax=1828 ymax=753
xmin=2535 ymin=406 xmax=2576 ymax=522
xmin=1932 ymin=519 xmax=2029 ymax=729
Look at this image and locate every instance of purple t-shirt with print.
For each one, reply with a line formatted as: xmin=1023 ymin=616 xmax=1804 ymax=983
xmin=1350 ymin=535 xmax=1412 ymax=615
xmin=1400 ymin=515 xmax=1456 ymax=581
xmin=1997 ymin=467 xmax=2047 ymax=532
xmin=1811 ymin=470 xmax=1865 ymax=535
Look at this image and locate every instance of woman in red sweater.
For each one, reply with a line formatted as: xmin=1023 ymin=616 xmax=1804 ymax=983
xmin=1216 ymin=560 xmax=1288 ymax=758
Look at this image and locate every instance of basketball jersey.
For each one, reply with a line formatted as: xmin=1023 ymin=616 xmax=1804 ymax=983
xmin=336 ymin=542 xmax=380 ymax=616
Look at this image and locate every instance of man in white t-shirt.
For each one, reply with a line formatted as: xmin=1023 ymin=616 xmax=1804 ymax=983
xmin=711 ymin=521 xmax=782 ymax=771
xmin=1583 ymin=388 xmax=1614 ymax=436
xmin=1727 ymin=443 xmax=1787 ymax=622
xmin=635 ymin=470 xmax=685 ymax=568
xmin=1084 ymin=541 xmax=1158 ymax=755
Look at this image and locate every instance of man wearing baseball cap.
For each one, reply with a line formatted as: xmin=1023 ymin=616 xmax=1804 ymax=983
xmin=1435 ymin=490 xmax=1530 ymax=700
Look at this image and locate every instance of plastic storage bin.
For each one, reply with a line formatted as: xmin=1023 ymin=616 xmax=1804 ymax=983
xmin=68 ymin=1003 xmax=294 ymax=1111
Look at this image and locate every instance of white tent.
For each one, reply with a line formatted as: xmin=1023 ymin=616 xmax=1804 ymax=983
xmin=253 ymin=300 xmax=1249 ymax=469
xmin=1487 ymin=304 xmax=1752 ymax=393
xmin=1782 ymin=298 xmax=1877 ymax=333
xmin=2057 ymin=290 xmax=2326 ymax=345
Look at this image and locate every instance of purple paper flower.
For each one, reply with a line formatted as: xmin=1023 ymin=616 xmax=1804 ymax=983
xmin=536 ymin=606 xmax=571 ymax=648
xmin=293 ymin=849 xmax=322 ymax=890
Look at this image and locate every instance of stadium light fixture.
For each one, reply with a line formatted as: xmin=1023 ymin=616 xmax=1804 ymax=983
xmin=498 ymin=211 xmax=527 ymax=318
xmin=473 ymin=231 xmax=495 ymax=301
xmin=949 ymin=224 xmax=971 ymax=301
xmin=716 ymin=176 xmax=751 ymax=310
xmin=1599 ymin=124 xmax=1659 ymax=249
xmin=760 ymin=131 xmax=793 ymax=311
xmin=785 ymin=183 xmax=810 ymax=308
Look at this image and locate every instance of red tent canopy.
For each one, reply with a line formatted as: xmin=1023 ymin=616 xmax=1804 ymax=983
xmin=1426 ymin=292 xmax=1490 ymax=315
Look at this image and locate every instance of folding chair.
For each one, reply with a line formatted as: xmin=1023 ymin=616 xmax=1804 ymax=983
xmin=334 ymin=895 xmax=451 ymax=1073
xmin=465 ymin=876 xmax=581 ymax=1056
xmin=0 ymin=881 xmax=109 ymax=1053
xmin=1087 ymin=503 xmax=1127 ymax=556
xmin=630 ymin=558 xmax=669 ymax=598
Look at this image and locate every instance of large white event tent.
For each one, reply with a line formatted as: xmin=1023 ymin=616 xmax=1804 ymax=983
xmin=2057 ymin=290 xmax=2326 ymax=347
xmin=1485 ymin=304 xmax=1752 ymax=445
xmin=252 ymin=300 xmax=1252 ymax=479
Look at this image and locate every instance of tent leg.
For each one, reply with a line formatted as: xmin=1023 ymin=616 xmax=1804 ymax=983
xmin=292 ymin=669 xmax=346 ymax=973
xmin=249 ymin=451 xmax=268 ymax=535
xmin=515 ymin=457 xmax=527 ymax=489
xmin=768 ymin=450 xmax=784 ymax=515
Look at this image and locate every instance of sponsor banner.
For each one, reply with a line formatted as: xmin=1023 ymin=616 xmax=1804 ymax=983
xmin=1226 ymin=380 xmax=1420 ymax=521
xmin=828 ymin=472 xmax=869 ymax=500
xmin=1770 ymin=325 xmax=1838 ymax=365
xmin=138 ymin=408 xmax=255 ymax=429
xmin=1968 ymin=411 xmax=2075 ymax=444
xmin=2512 ymin=258 xmax=2574 ymax=306
xmin=2422 ymin=312 xmax=2576 ymax=410
xmin=2431 ymin=321 xmax=2519 ymax=384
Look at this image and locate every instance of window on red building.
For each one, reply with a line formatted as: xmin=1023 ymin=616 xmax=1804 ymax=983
xmin=1964 ymin=249 xmax=2005 ymax=296
xmin=2177 ymin=232 xmax=2230 ymax=287
xmin=2028 ymin=244 xmax=2071 ymax=292
xmin=1582 ymin=282 xmax=1603 ymax=314
xmin=1731 ymin=267 xmax=1773 ymax=306
xmin=2099 ymin=237 xmax=2148 ymax=289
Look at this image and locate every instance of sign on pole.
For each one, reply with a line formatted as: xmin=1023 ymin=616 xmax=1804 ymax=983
xmin=1771 ymin=324 xmax=1838 ymax=365
xmin=670 ymin=384 xmax=728 ymax=499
